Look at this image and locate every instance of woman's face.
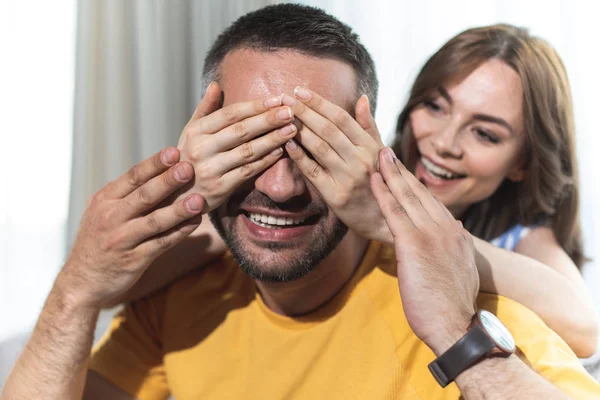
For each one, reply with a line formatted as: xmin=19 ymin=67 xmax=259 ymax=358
xmin=409 ymin=59 xmax=527 ymax=217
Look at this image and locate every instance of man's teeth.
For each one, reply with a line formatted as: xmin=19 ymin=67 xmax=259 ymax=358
xmin=249 ymin=213 xmax=306 ymax=228
xmin=421 ymin=157 xmax=461 ymax=179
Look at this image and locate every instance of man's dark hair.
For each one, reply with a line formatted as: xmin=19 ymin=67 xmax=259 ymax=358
xmin=202 ymin=3 xmax=379 ymax=112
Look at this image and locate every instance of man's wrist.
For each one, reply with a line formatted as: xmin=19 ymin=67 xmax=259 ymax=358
xmin=425 ymin=311 xmax=474 ymax=356
xmin=52 ymin=269 xmax=103 ymax=315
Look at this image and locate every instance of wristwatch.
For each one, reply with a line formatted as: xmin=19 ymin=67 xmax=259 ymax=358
xmin=428 ymin=310 xmax=516 ymax=388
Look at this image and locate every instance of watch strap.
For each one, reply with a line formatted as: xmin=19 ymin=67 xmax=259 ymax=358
xmin=428 ymin=325 xmax=495 ymax=387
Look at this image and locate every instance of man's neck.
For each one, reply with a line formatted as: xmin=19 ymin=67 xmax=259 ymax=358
xmin=255 ymin=232 xmax=370 ymax=317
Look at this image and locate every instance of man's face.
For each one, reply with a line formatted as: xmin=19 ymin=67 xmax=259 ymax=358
xmin=209 ymin=49 xmax=357 ymax=282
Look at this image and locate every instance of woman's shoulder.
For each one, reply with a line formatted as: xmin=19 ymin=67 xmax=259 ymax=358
xmin=489 ymin=223 xmax=534 ymax=251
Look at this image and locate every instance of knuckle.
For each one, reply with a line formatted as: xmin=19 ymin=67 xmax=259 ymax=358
xmin=154 ymin=234 xmax=171 ymax=251
xmin=127 ymin=164 xmax=144 ymax=187
xmin=145 ymin=213 xmax=162 ymax=233
xmin=97 ymin=207 xmax=116 ymax=229
xmin=196 ymin=163 xmax=213 ymax=181
xmin=333 ymin=108 xmax=350 ymax=126
xmin=293 ymin=101 xmax=306 ymax=115
xmin=136 ymin=185 xmax=153 ymax=206
xmin=205 ymin=178 xmax=223 ymax=196
xmin=232 ymin=120 xmax=248 ymax=140
xmin=320 ymin=121 xmax=338 ymax=138
xmin=221 ymin=106 xmax=238 ymax=124
xmin=239 ymin=163 xmax=254 ymax=178
xmin=308 ymin=163 xmax=322 ymax=179
xmin=316 ymin=141 xmax=331 ymax=157
xmin=390 ymin=203 xmax=407 ymax=218
xmin=239 ymin=142 xmax=254 ymax=159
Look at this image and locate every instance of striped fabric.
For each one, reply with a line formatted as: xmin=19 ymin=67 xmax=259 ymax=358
xmin=490 ymin=224 xmax=531 ymax=251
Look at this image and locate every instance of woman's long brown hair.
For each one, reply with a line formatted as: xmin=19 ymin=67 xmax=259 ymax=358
xmin=392 ymin=24 xmax=586 ymax=268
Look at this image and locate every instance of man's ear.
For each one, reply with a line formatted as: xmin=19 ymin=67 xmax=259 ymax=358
xmin=355 ymin=95 xmax=383 ymax=146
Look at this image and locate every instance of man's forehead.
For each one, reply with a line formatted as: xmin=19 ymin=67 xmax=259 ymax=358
xmin=219 ymin=48 xmax=357 ymax=112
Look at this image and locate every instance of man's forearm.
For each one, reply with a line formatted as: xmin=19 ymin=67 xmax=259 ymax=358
xmin=1 ymin=279 xmax=99 ymax=400
xmin=455 ymin=355 xmax=569 ymax=399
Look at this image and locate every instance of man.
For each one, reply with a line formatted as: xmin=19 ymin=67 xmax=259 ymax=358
xmin=2 ymin=4 xmax=599 ymax=399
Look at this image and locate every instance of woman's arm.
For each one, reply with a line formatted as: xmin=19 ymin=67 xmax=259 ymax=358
xmin=106 ymin=217 xmax=226 ymax=307
xmin=475 ymin=231 xmax=598 ymax=358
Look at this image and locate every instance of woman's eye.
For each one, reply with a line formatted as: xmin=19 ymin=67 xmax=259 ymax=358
xmin=424 ymin=99 xmax=442 ymax=112
xmin=476 ymin=129 xmax=500 ymax=144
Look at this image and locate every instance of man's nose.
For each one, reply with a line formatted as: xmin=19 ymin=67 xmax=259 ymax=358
xmin=254 ymin=157 xmax=307 ymax=203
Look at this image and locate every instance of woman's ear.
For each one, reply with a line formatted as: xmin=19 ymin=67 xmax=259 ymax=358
xmin=507 ymin=167 xmax=526 ymax=182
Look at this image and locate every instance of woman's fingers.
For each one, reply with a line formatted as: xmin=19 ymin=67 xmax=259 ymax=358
xmin=293 ymin=123 xmax=348 ymax=173
xmin=388 ymin=149 xmax=455 ymax=225
xmin=370 ymin=172 xmax=415 ymax=236
xmin=286 ymin=138 xmax=335 ymax=193
xmin=378 ymin=147 xmax=429 ymax=229
xmin=217 ymin=123 xmax=297 ymax=173
xmin=217 ymin=148 xmax=287 ymax=194
xmin=290 ymin=87 xmax=376 ymax=148
xmin=190 ymin=96 xmax=286 ymax=142
xmin=106 ymin=147 xmax=180 ymax=199
xmin=354 ymin=95 xmax=383 ymax=146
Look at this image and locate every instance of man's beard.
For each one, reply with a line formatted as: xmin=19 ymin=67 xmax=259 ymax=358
xmin=209 ymin=190 xmax=348 ymax=283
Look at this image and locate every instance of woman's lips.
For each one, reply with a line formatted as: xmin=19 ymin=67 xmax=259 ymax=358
xmin=416 ymin=160 xmax=464 ymax=189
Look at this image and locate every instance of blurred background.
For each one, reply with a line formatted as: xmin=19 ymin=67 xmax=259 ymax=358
xmin=1 ymin=0 xmax=598 ymax=349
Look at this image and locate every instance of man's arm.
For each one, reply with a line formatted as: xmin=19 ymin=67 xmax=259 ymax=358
xmin=427 ymin=327 xmax=570 ymax=399
xmin=1 ymin=148 xmax=202 ymax=400
xmin=456 ymin=357 xmax=568 ymax=399
xmin=1 ymin=287 xmax=136 ymax=400
xmin=1 ymin=287 xmax=99 ymax=400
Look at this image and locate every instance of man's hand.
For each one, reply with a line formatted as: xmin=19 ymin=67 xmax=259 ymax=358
xmin=177 ymin=82 xmax=298 ymax=212
xmin=283 ymin=87 xmax=389 ymax=242
xmin=57 ymin=147 xmax=205 ymax=309
xmin=370 ymin=147 xmax=479 ymax=355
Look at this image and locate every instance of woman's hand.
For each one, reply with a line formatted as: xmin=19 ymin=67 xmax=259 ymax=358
xmin=371 ymin=147 xmax=479 ymax=354
xmin=176 ymin=82 xmax=299 ymax=212
xmin=283 ymin=87 xmax=391 ymax=243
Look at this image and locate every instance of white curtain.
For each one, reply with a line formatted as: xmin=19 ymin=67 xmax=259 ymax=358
xmin=68 ymin=0 xmax=276 ymax=245
xmin=292 ymin=0 xmax=600 ymax=314
xmin=1 ymin=0 xmax=598 ymax=345
xmin=0 ymin=0 xmax=75 ymax=343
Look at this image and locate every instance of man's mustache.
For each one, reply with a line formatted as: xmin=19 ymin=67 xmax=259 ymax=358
xmin=227 ymin=188 xmax=328 ymax=216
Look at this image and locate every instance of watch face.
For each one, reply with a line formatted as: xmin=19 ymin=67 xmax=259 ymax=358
xmin=478 ymin=310 xmax=516 ymax=353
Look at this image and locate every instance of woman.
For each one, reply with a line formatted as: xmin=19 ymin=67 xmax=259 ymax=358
xmin=117 ymin=24 xmax=598 ymax=357
xmin=389 ymin=24 xmax=597 ymax=356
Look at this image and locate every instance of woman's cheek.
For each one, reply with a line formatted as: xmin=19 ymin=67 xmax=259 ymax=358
xmin=410 ymin=109 xmax=434 ymax=140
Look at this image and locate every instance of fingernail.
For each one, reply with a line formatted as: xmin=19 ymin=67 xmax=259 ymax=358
xmin=161 ymin=148 xmax=176 ymax=165
xmin=279 ymin=123 xmax=297 ymax=136
xmin=281 ymin=94 xmax=297 ymax=107
xmin=294 ymin=86 xmax=311 ymax=101
xmin=205 ymin=82 xmax=216 ymax=97
xmin=186 ymin=196 xmax=202 ymax=212
xmin=286 ymin=139 xmax=298 ymax=151
xmin=384 ymin=148 xmax=396 ymax=164
xmin=174 ymin=164 xmax=188 ymax=181
xmin=276 ymin=107 xmax=293 ymax=121
xmin=264 ymin=96 xmax=281 ymax=108
xmin=271 ymin=147 xmax=283 ymax=157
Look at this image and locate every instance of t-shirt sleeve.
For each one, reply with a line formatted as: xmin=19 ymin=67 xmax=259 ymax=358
xmin=478 ymin=294 xmax=600 ymax=398
xmin=89 ymin=289 xmax=170 ymax=400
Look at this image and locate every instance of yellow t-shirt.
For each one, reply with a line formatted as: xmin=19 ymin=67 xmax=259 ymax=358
xmin=90 ymin=241 xmax=600 ymax=399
